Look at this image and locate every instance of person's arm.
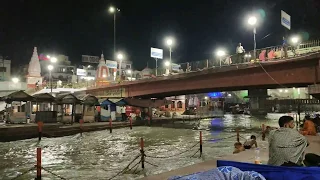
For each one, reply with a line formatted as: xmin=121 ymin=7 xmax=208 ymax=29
xmin=233 ymin=149 xmax=240 ymax=154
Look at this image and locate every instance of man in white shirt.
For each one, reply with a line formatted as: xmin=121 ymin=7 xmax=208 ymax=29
xmin=121 ymin=106 xmax=127 ymax=121
xmin=236 ymin=43 xmax=245 ymax=63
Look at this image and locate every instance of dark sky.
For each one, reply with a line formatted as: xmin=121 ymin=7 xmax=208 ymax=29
xmin=0 ymin=0 xmax=319 ymax=70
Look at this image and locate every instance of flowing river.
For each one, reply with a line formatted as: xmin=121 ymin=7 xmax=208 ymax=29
xmin=0 ymin=114 xmax=283 ymax=180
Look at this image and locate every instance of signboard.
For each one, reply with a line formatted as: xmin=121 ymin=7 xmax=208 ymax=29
xmin=172 ymin=63 xmax=181 ymax=71
xmin=82 ymin=55 xmax=100 ymax=63
xmin=93 ymin=88 xmax=127 ymax=98
xmin=151 ymin=48 xmax=163 ymax=59
xmin=106 ymin=60 xmax=118 ymax=69
xmin=281 ymin=10 xmax=291 ymax=30
xmin=76 ymin=68 xmax=87 ymax=76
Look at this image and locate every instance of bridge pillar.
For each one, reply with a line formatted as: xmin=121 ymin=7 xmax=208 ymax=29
xmin=247 ymin=89 xmax=270 ymax=116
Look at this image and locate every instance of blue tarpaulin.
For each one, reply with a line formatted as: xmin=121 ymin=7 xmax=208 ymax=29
xmin=100 ymin=99 xmax=114 ymax=106
xmin=217 ymin=160 xmax=320 ymax=180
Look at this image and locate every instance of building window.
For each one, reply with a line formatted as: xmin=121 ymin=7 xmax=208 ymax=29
xmin=165 ymin=104 xmax=169 ymax=108
xmin=177 ymin=101 xmax=183 ymax=108
xmin=171 ymin=101 xmax=175 ymax=108
xmin=0 ymin=67 xmax=6 ymax=72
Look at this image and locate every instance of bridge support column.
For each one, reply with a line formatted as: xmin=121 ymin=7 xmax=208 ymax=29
xmin=247 ymin=89 xmax=269 ymax=116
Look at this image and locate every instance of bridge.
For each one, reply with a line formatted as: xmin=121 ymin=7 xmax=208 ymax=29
xmin=86 ymin=52 xmax=320 ymax=98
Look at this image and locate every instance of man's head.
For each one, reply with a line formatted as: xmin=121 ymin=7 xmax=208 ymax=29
xmin=279 ymin=116 xmax=295 ymax=128
xmin=305 ymin=115 xmax=311 ymax=120
xmin=251 ymin=135 xmax=256 ymax=140
xmin=238 ymin=43 xmax=241 ymax=46
xmin=234 ymin=142 xmax=242 ymax=148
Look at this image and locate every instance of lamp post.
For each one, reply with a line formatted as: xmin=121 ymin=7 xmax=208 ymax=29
xmin=290 ymin=36 xmax=300 ymax=56
xmin=216 ymin=49 xmax=226 ymax=67
xmin=164 ymin=60 xmax=170 ymax=75
xmin=248 ymin=16 xmax=257 ymax=60
xmin=165 ymin=37 xmax=174 ymax=72
xmin=117 ymin=53 xmax=124 ymax=77
xmin=47 ymin=65 xmax=54 ymax=93
xmin=291 ymin=36 xmax=300 ymax=45
xmin=109 ymin=6 xmax=120 ymax=59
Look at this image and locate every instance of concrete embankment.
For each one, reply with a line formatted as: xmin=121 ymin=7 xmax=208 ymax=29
xmin=141 ymin=136 xmax=320 ymax=180
xmin=0 ymin=115 xmax=222 ymax=142
xmin=0 ymin=122 xmax=132 ymax=142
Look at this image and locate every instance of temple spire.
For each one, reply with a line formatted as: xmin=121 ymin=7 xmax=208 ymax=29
xmin=28 ymin=47 xmax=41 ymax=76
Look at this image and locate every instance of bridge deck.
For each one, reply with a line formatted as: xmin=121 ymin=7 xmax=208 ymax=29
xmin=88 ymin=52 xmax=320 ymax=92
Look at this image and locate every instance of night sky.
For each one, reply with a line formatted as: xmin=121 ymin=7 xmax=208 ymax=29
xmin=0 ymin=0 xmax=319 ymax=70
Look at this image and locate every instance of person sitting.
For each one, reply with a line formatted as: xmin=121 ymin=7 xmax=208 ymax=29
xmin=243 ymin=135 xmax=258 ymax=149
xmin=300 ymin=116 xmax=317 ymax=136
xmin=233 ymin=142 xmax=245 ymax=154
xmin=268 ymin=116 xmax=308 ymax=166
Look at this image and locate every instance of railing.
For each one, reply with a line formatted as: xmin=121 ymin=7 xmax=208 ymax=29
xmin=173 ymin=40 xmax=320 ymax=73
xmin=121 ymin=40 xmax=320 ymax=81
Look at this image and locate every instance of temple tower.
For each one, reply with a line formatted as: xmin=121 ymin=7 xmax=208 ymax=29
xmin=26 ymin=47 xmax=43 ymax=89
xmin=95 ymin=53 xmax=110 ymax=86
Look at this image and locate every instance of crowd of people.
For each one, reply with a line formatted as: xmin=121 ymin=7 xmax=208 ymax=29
xmin=232 ymin=37 xmax=300 ymax=64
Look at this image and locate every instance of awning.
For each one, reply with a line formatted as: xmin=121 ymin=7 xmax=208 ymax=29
xmin=100 ymin=99 xmax=114 ymax=106
xmin=32 ymin=93 xmax=56 ymax=103
xmin=1 ymin=90 xmax=35 ymax=103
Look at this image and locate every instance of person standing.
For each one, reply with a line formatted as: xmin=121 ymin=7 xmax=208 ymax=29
xmin=121 ymin=105 xmax=126 ymax=121
xmin=282 ymin=37 xmax=288 ymax=58
xmin=236 ymin=43 xmax=245 ymax=63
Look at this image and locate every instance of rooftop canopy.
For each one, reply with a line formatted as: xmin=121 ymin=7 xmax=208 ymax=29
xmin=32 ymin=93 xmax=56 ymax=103
xmin=1 ymin=90 xmax=35 ymax=103
xmin=79 ymin=94 xmax=99 ymax=106
xmin=56 ymin=93 xmax=82 ymax=104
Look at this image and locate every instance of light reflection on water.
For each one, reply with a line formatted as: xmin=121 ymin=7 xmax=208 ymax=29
xmin=0 ymin=114 xmax=282 ymax=180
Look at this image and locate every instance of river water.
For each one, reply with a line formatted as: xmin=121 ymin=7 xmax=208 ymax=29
xmin=0 ymin=114 xmax=283 ymax=180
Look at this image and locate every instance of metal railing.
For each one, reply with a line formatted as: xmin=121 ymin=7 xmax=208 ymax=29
xmin=170 ymin=40 xmax=320 ymax=74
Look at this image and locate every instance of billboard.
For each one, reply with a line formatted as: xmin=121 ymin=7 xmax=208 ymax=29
xmin=106 ymin=60 xmax=118 ymax=69
xmin=76 ymin=68 xmax=87 ymax=76
xmin=151 ymin=48 xmax=163 ymax=59
xmin=82 ymin=55 xmax=100 ymax=63
xmin=172 ymin=63 xmax=181 ymax=71
xmin=281 ymin=10 xmax=291 ymax=30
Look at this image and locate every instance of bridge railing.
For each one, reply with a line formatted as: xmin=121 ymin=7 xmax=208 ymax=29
xmin=175 ymin=40 xmax=320 ymax=73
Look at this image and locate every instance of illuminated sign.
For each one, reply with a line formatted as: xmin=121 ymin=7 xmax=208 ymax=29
xmin=76 ymin=68 xmax=87 ymax=76
xmin=106 ymin=60 xmax=117 ymax=69
xmin=151 ymin=48 xmax=163 ymax=59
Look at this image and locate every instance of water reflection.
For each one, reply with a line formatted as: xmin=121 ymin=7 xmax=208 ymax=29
xmin=0 ymin=114 xmax=282 ymax=180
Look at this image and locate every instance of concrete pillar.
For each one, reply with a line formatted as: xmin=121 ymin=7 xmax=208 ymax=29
xmin=248 ymin=89 xmax=268 ymax=116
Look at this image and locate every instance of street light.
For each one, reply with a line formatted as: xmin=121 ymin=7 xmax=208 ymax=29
xmin=216 ymin=49 xmax=226 ymax=67
xmin=291 ymin=36 xmax=300 ymax=44
xmin=109 ymin=6 xmax=120 ymax=60
xmin=117 ymin=53 xmax=124 ymax=77
xmin=47 ymin=65 xmax=54 ymax=93
xmin=165 ymin=37 xmax=174 ymax=72
xmin=50 ymin=57 xmax=57 ymax=63
xmin=164 ymin=60 xmax=170 ymax=67
xmin=247 ymin=16 xmax=257 ymax=60
xmin=12 ymin=77 xmax=19 ymax=83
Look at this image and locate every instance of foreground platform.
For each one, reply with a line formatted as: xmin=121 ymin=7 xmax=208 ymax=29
xmin=142 ymin=136 xmax=320 ymax=180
